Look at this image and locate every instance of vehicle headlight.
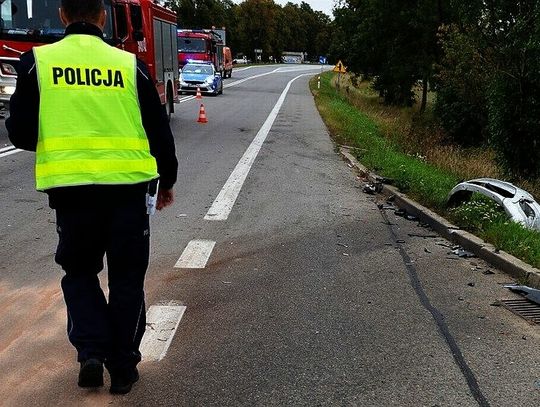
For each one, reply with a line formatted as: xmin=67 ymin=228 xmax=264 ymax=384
xmin=205 ymin=76 xmax=214 ymax=85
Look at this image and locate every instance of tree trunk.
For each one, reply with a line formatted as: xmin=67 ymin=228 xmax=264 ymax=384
xmin=420 ymin=76 xmax=428 ymax=114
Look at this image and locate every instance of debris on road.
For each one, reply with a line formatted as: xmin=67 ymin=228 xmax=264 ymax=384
xmin=379 ymin=177 xmax=394 ymax=185
xmin=435 ymin=241 xmax=454 ymax=249
xmin=377 ymin=202 xmax=395 ymax=210
xmin=504 ymin=285 xmax=540 ymax=306
xmin=451 ymin=247 xmax=476 ymax=258
xmin=337 ymin=243 xmax=349 ymax=248
xmin=363 ymin=182 xmax=383 ymax=195
xmin=408 ymin=233 xmax=438 ymax=238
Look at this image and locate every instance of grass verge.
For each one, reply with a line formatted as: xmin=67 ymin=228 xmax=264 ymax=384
xmin=311 ymin=72 xmax=540 ymax=269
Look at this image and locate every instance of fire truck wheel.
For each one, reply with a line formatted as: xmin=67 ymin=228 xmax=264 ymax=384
xmin=165 ymin=87 xmax=173 ymax=121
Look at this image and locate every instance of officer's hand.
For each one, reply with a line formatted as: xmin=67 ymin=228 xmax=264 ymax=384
xmin=156 ymin=188 xmax=174 ymax=210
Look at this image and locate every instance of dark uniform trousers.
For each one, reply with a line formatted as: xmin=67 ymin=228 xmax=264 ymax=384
xmin=54 ymin=191 xmax=149 ymax=372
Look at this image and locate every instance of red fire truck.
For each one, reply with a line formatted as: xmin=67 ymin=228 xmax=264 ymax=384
xmin=0 ymin=0 xmax=179 ymax=117
xmin=177 ymin=28 xmax=226 ymax=77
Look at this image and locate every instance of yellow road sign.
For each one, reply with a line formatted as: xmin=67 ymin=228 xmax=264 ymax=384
xmin=333 ymin=60 xmax=347 ymax=73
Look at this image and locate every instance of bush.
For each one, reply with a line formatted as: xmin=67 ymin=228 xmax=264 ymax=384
xmin=434 ymin=24 xmax=489 ymax=147
xmin=434 ymin=85 xmax=487 ymax=147
xmin=488 ymin=74 xmax=540 ymax=179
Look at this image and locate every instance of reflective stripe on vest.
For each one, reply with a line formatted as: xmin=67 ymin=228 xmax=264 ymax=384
xmin=33 ymin=34 xmax=158 ymax=191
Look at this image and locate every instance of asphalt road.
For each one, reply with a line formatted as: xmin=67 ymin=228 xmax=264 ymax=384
xmin=0 ymin=65 xmax=539 ymax=406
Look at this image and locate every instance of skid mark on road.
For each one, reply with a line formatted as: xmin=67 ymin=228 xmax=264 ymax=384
xmin=379 ymin=208 xmax=490 ymax=407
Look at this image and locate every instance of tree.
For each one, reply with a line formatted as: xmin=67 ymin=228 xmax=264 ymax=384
xmin=436 ymin=0 xmax=540 ymax=178
xmin=434 ymin=23 xmax=489 ymax=147
xmin=165 ymin=0 xmax=230 ymax=28
xmin=164 ymin=0 xmax=332 ymax=62
xmin=268 ymin=2 xmax=331 ymax=61
xmin=332 ymin=1 xmax=451 ymax=108
xmin=236 ymin=0 xmax=280 ymax=60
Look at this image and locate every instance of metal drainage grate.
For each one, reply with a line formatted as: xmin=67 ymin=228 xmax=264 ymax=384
xmin=500 ymin=299 xmax=540 ymax=325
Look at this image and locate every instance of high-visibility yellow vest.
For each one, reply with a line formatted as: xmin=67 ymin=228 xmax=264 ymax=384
xmin=33 ymin=34 xmax=158 ymax=191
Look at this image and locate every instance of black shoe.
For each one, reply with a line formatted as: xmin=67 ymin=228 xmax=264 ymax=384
xmin=78 ymin=358 xmax=104 ymax=388
xmin=109 ymin=367 xmax=139 ymax=395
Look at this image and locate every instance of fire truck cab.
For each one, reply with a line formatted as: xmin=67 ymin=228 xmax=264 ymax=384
xmin=0 ymin=0 xmax=179 ymax=117
xmin=178 ymin=29 xmax=225 ymax=77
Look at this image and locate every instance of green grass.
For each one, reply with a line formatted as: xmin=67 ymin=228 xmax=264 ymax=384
xmin=313 ymin=72 xmax=459 ymax=209
xmin=483 ymin=222 xmax=540 ymax=264
xmin=311 ymin=72 xmax=540 ymax=270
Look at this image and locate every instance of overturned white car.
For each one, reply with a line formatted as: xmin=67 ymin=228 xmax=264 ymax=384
xmin=447 ymin=178 xmax=540 ymax=231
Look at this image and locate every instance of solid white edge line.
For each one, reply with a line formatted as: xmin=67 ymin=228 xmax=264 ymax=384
xmin=174 ymin=239 xmax=216 ymax=269
xmin=140 ymin=302 xmax=186 ymax=362
xmin=204 ymin=73 xmax=311 ymax=221
xmin=233 ymin=66 xmax=254 ymax=72
xmin=179 ymin=69 xmax=278 ymax=104
xmin=224 ymin=69 xmax=279 ymax=89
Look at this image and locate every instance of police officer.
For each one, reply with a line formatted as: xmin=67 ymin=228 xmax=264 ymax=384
xmin=6 ymin=0 xmax=178 ymax=395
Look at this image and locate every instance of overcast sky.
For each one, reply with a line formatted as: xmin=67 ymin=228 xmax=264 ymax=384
xmin=232 ymin=1 xmax=336 ymax=18
xmin=274 ymin=0 xmax=336 ymax=17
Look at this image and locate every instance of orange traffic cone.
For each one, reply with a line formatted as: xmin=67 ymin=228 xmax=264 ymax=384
xmin=196 ymin=87 xmax=202 ymax=99
xmin=197 ymin=104 xmax=208 ymax=123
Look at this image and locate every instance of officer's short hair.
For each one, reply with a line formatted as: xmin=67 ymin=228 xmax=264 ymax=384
xmin=61 ymin=0 xmax=104 ymax=23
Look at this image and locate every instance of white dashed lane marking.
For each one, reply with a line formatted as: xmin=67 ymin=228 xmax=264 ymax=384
xmin=174 ymin=239 xmax=216 ymax=269
xmin=0 ymin=146 xmax=21 ymax=158
xmin=140 ymin=302 xmax=186 ymax=362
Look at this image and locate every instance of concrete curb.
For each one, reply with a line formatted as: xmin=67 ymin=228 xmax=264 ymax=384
xmin=340 ymin=147 xmax=540 ymax=289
